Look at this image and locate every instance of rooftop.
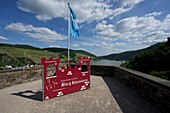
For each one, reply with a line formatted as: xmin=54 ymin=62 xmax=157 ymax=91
xmin=0 ymin=75 xmax=158 ymax=113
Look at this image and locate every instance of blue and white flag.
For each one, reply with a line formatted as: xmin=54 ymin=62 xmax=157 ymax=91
xmin=69 ymin=5 xmax=80 ymax=37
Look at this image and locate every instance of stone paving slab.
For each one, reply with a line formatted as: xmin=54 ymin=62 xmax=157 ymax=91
xmin=0 ymin=75 xmax=122 ymax=113
xmin=102 ymin=76 xmax=159 ymax=113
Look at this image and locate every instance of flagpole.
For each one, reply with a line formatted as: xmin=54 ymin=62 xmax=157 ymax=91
xmin=68 ymin=3 xmax=70 ymax=66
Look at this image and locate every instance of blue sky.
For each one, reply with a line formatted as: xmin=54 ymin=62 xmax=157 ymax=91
xmin=0 ymin=0 xmax=170 ymax=56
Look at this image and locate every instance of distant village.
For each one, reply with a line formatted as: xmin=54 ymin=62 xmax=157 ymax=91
xmin=3 ymin=64 xmax=37 ymax=70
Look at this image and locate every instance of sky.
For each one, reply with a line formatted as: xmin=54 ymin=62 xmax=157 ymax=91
xmin=0 ymin=0 xmax=170 ymax=56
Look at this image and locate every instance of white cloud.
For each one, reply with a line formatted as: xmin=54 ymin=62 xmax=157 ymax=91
xmin=144 ymin=12 xmax=162 ymax=17
xmin=72 ymin=43 xmax=79 ymax=47
xmin=81 ymin=41 xmax=126 ymax=48
xmin=120 ymin=0 xmax=144 ymax=7
xmin=5 ymin=22 xmax=66 ymax=42
xmin=80 ymin=41 xmax=126 ymax=55
xmin=75 ymin=48 xmax=86 ymax=51
xmin=94 ymin=20 xmax=122 ymax=39
xmin=81 ymin=42 xmax=100 ymax=47
xmin=49 ymin=45 xmax=60 ymax=48
xmin=17 ymin=0 xmax=144 ymax=23
xmin=115 ymin=42 xmax=126 ymax=46
xmin=0 ymin=36 xmax=8 ymax=41
xmin=94 ymin=13 xmax=170 ymax=45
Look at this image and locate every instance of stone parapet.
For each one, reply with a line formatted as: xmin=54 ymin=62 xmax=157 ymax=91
xmin=0 ymin=66 xmax=55 ymax=89
xmin=0 ymin=65 xmax=170 ymax=113
xmin=91 ymin=65 xmax=170 ymax=113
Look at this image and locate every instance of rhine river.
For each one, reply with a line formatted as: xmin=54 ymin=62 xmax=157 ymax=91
xmin=91 ymin=59 xmax=124 ymax=66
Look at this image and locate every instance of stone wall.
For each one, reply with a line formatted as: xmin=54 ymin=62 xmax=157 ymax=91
xmin=90 ymin=65 xmax=114 ymax=76
xmin=0 ymin=65 xmax=170 ymax=113
xmin=91 ymin=65 xmax=170 ymax=113
xmin=0 ymin=66 xmax=55 ymax=89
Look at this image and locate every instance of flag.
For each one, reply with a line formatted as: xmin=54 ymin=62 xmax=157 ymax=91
xmin=69 ymin=5 xmax=80 ymax=37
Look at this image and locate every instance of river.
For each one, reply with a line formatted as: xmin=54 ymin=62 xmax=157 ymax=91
xmin=91 ymin=59 xmax=124 ymax=66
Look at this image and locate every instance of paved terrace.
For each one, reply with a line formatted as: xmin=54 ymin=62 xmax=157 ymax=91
xmin=0 ymin=75 xmax=158 ymax=113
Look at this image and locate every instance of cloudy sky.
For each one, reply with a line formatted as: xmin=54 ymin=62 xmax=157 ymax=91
xmin=0 ymin=0 xmax=170 ymax=56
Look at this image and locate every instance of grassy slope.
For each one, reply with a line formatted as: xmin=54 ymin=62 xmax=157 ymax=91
xmin=44 ymin=48 xmax=96 ymax=60
xmin=0 ymin=47 xmax=59 ymax=63
xmin=0 ymin=43 xmax=96 ymax=64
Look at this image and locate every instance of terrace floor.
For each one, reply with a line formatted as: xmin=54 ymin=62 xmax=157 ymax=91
xmin=0 ymin=75 xmax=158 ymax=113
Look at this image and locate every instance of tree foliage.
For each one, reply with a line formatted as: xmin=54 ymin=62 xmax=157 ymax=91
xmin=124 ymin=39 xmax=170 ymax=80
xmin=0 ymin=53 xmax=36 ymax=69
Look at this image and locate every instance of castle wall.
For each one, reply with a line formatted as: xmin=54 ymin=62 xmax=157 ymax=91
xmin=91 ymin=65 xmax=170 ymax=113
xmin=0 ymin=66 xmax=55 ymax=89
xmin=0 ymin=65 xmax=169 ymax=112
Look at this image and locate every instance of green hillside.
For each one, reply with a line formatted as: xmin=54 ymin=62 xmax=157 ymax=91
xmin=99 ymin=42 xmax=164 ymax=61
xmin=44 ymin=48 xmax=97 ymax=64
xmin=44 ymin=48 xmax=96 ymax=60
xmin=0 ymin=45 xmax=59 ymax=63
xmin=0 ymin=53 xmax=36 ymax=69
xmin=0 ymin=43 xmax=96 ymax=69
xmin=0 ymin=43 xmax=41 ymax=50
xmin=122 ymin=38 xmax=170 ymax=80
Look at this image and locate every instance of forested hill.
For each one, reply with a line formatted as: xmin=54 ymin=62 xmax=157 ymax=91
xmin=0 ymin=43 xmax=41 ymax=50
xmin=99 ymin=42 xmax=165 ymax=61
xmin=122 ymin=38 xmax=170 ymax=80
xmin=0 ymin=43 xmax=96 ymax=69
xmin=44 ymin=48 xmax=96 ymax=59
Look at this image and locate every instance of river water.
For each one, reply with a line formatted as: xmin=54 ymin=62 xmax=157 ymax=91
xmin=91 ymin=59 xmax=124 ymax=66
